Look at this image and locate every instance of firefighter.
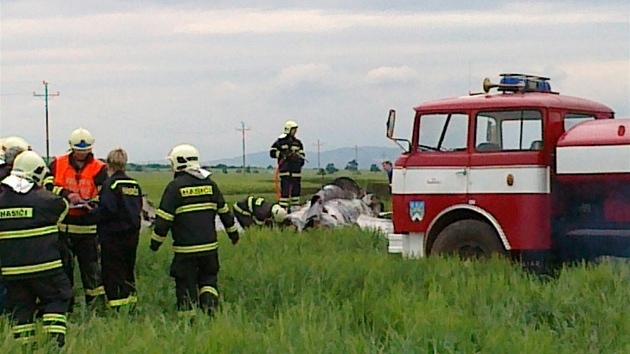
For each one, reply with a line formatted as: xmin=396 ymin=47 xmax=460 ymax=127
xmin=233 ymin=196 xmax=288 ymax=228
xmin=43 ymin=128 xmax=107 ymax=308
xmin=92 ymin=148 xmax=142 ymax=311
xmin=0 ymin=151 xmax=73 ymax=347
xmin=269 ymin=120 xmax=305 ymax=210
xmin=150 ymin=144 xmax=239 ymax=316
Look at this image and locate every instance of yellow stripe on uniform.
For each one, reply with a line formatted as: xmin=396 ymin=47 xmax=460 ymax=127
xmin=200 ymin=286 xmax=219 ymax=297
xmin=42 ymin=325 xmax=66 ymax=335
xmin=42 ymin=313 xmax=67 ymax=323
xmin=57 ymin=223 xmax=97 ymax=234
xmin=156 ymin=209 xmax=174 ymax=221
xmin=151 ymin=232 xmax=167 ymax=243
xmin=85 ymin=286 xmax=105 ymax=296
xmin=247 ymin=196 xmax=254 ymax=213
xmin=217 ymin=204 xmax=229 ymax=214
xmin=2 ymin=259 xmax=63 ymax=276
xmin=11 ymin=323 xmax=36 ymax=334
xmin=225 ymin=225 xmax=238 ymax=233
xmin=233 ymin=203 xmax=250 ymax=216
xmin=52 ymin=186 xmax=64 ymax=195
xmin=0 ymin=225 xmax=58 ymax=240
xmin=108 ymin=295 xmax=138 ymax=308
xmin=175 ymin=202 xmax=217 ymax=215
xmin=172 ymin=242 xmax=218 ymax=254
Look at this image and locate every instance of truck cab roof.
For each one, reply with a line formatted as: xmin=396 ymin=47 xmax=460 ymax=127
xmin=414 ymin=92 xmax=613 ymax=114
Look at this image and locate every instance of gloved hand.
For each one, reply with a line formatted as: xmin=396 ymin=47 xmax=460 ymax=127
xmin=229 ymin=232 xmax=240 ymax=245
xmin=280 ymin=151 xmax=291 ymax=161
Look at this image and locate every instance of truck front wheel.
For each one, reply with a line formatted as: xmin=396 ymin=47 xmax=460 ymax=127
xmin=431 ymin=220 xmax=506 ymax=258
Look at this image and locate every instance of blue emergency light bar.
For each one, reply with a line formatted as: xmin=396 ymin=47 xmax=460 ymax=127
xmin=499 ymin=73 xmax=551 ymax=92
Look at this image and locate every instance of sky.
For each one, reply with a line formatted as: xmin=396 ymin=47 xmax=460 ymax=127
xmin=0 ymin=0 xmax=628 ymax=163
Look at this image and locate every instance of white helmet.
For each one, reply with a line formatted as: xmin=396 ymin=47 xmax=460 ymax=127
xmin=271 ymin=204 xmax=288 ymax=223
xmin=167 ymin=144 xmax=200 ymax=171
xmin=2 ymin=136 xmax=31 ymax=152
xmin=283 ymin=120 xmax=299 ymax=134
xmin=11 ymin=151 xmax=49 ymax=186
xmin=68 ymin=128 xmax=95 ymax=152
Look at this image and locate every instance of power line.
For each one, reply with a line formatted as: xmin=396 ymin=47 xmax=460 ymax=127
xmin=235 ymin=121 xmax=250 ymax=173
xmin=33 ymin=81 xmax=60 ymax=164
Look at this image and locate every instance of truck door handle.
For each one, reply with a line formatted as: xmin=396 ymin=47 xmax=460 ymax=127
xmin=456 ymin=170 xmax=467 ymax=176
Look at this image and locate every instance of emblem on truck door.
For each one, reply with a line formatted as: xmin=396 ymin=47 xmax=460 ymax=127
xmin=409 ymin=201 xmax=425 ymax=222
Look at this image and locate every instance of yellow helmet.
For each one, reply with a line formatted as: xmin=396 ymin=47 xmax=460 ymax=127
xmin=11 ymin=151 xmax=49 ymax=186
xmin=283 ymin=120 xmax=299 ymax=134
xmin=271 ymin=204 xmax=288 ymax=223
xmin=68 ymin=128 xmax=95 ymax=152
xmin=167 ymin=144 xmax=200 ymax=171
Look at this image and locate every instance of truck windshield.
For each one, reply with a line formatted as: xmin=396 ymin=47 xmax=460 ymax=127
xmin=417 ymin=113 xmax=468 ymax=152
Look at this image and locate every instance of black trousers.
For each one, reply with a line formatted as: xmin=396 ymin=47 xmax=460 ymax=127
xmin=100 ymin=229 xmax=139 ymax=308
xmin=170 ymin=252 xmax=220 ymax=315
xmin=59 ymin=234 xmax=104 ymax=306
xmin=6 ymin=272 xmax=73 ymax=347
xmin=280 ymin=176 xmax=301 ymax=208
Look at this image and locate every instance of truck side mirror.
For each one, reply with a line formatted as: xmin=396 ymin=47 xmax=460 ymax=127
xmin=386 ymin=109 xmax=396 ymax=139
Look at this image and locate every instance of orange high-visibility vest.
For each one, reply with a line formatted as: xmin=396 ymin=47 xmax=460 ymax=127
xmin=53 ymin=154 xmax=105 ymax=216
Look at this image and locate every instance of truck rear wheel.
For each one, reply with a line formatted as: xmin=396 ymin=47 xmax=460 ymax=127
xmin=431 ymin=220 xmax=506 ymax=258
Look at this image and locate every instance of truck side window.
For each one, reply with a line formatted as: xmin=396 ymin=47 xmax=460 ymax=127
xmin=475 ymin=110 xmax=542 ymax=152
xmin=564 ymin=113 xmax=595 ymax=131
xmin=418 ymin=113 xmax=468 ymax=152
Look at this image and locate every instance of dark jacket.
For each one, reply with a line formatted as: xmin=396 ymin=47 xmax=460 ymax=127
xmin=150 ymin=171 xmax=239 ymax=255
xmin=0 ymin=185 xmax=68 ymax=280
xmin=269 ymin=135 xmax=305 ymax=176
xmin=233 ymin=196 xmax=275 ymax=228
xmin=94 ymin=171 xmax=143 ymax=237
xmin=0 ymin=164 xmax=10 ymax=182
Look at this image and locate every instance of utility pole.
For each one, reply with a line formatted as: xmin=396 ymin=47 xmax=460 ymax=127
xmin=314 ymin=139 xmax=324 ymax=183
xmin=33 ymin=81 xmax=59 ymax=164
xmin=235 ymin=121 xmax=250 ymax=174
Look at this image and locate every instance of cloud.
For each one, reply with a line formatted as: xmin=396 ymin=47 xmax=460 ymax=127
xmin=366 ymin=66 xmax=419 ymax=84
xmin=276 ymin=63 xmax=333 ymax=87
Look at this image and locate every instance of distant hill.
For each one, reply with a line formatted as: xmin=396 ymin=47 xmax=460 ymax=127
xmin=205 ymin=146 xmax=403 ymax=169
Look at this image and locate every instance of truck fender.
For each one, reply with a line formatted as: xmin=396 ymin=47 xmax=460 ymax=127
xmin=425 ymin=204 xmax=511 ymax=254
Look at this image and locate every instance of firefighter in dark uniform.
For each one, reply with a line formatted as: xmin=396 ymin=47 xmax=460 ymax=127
xmin=92 ymin=148 xmax=143 ymax=311
xmin=0 ymin=151 xmax=73 ymax=347
xmin=150 ymin=144 xmax=240 ymax=316
xmin=43 ymin=128 xmax=107 ymax=308
xmin=269 ymin=120 xmax=305 ymax=210
xmin=233 ymin=196 xmax=288 ymax=228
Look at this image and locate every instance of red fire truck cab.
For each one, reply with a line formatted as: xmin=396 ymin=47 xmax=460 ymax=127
xmin=386 ymin=73 xmax=630 ymax=264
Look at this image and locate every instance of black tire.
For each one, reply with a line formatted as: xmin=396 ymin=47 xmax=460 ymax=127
xmin=431 ymin=220 xmax=506 ymax=258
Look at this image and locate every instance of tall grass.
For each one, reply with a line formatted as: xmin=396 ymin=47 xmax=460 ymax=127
xmin=0 ymin=172 xmax=628 ymax=353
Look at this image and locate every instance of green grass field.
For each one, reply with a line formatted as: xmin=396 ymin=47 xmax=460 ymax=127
xmin=1 ymin=171 xmax=629 ymax=353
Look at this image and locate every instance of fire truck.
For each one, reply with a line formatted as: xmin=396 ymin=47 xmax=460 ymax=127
xmin=386 ymin=73 xmax=630 ymax=264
